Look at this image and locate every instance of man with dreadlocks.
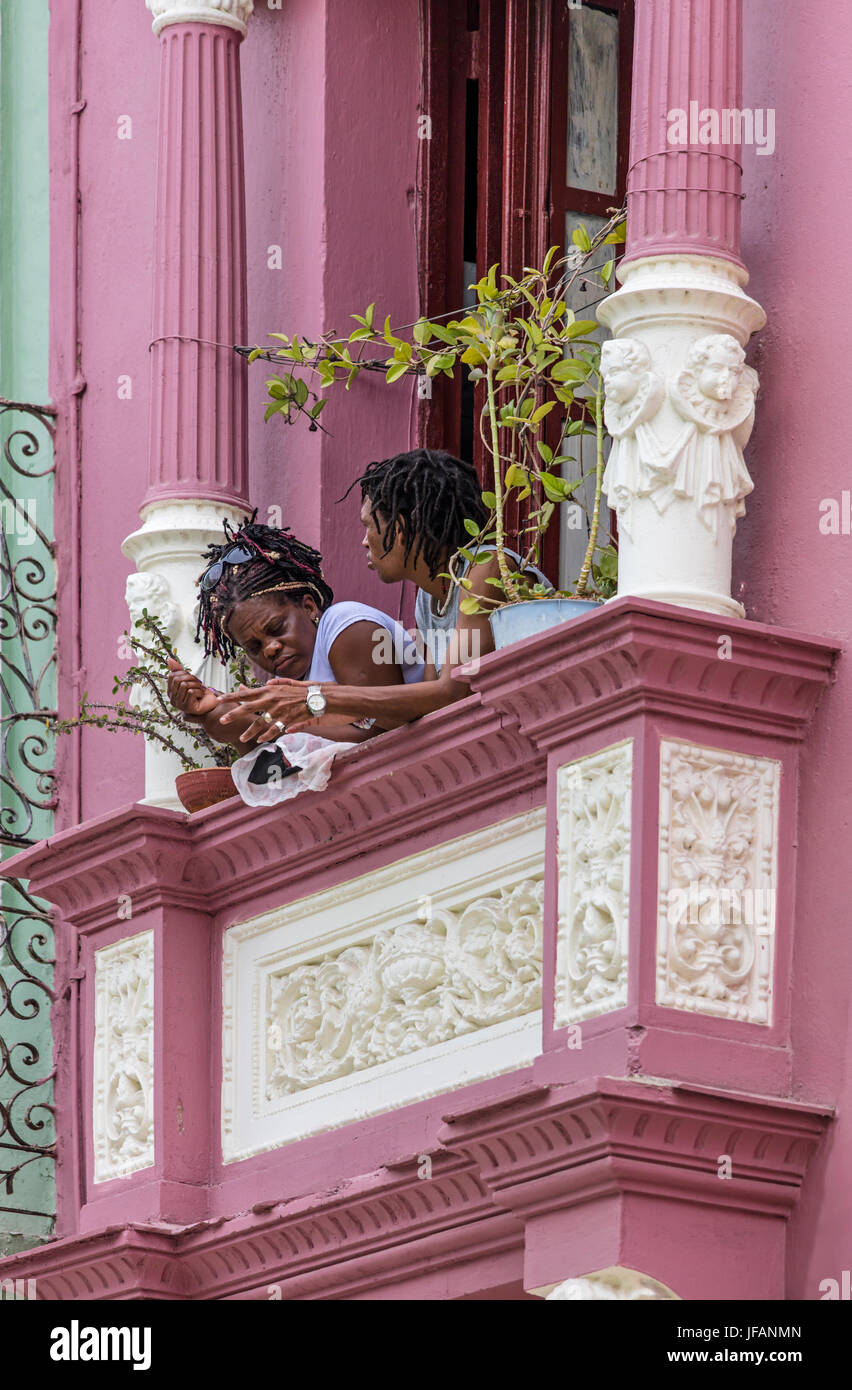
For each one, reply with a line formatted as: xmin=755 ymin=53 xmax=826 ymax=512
xmin=212 ymin=450 xmax=549 ymax=737
xmin=165 ymin=515 xmax=423 ymax=751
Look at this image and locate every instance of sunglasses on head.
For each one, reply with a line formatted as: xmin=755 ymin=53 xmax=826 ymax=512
xmin=199 ymin=543 xmax=257 ymax=592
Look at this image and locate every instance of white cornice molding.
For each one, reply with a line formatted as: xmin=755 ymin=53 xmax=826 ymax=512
xmin=146 ymin=0 xmax=254 ymax=38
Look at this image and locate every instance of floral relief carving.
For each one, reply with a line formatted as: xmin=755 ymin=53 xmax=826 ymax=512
xmin=93 ymin=931 xmax=155 ymax=1183
xmin=545 ymin=1268 xmax=679 ymax=1300
xmin=264 ymin=879 xmax=543 ymax=1098
xmin=656 ymin=741 xmax=780 ymax=1024
xmin=602 ymin=333 xmax=758 ymax=540
xmin=555 ymin=741 xmax=632 ymax=1027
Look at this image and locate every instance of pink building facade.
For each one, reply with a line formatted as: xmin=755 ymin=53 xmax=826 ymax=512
xmin=1 ymin=0 xmax=850 ymax=1301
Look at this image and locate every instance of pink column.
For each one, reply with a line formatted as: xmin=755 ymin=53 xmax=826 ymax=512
xmin=599 ymin=0 xmax=764 ymax=617
xmin=623 ymin=0 xmax=744 ymax=268
xmin=146 ymin=21 xmax=250 ymax=507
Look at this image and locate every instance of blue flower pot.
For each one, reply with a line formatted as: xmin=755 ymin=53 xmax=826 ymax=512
xmin=488 ymin=596 xmax=602 ymax=650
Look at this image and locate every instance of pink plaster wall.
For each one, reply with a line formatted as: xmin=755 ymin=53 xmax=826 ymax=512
xmin=245 ymin=0 xmax=422 ymax=614
xmin=52 ymin=0 xmax=159 ymax=824
xmin=740 ymin=0 xmax=852 ymax=1299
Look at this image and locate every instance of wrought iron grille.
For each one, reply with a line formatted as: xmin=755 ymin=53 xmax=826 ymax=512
xmin=0 ymin=398 xmax=57 ymax=1237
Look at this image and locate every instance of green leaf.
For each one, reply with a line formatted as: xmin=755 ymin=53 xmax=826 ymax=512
xmin=552 ymin=359 xmax=589 ymax=383
xmin=536 ymin=441 xmax=553 ymax=465
xmin=571 ymin=224 xmax=592 ymax=253
xmin=597 ymin=546 xmax=618 ymax=579
xmin=463 ymin=518 xmax=481 ymax=536
xmin=365 ymin=301 xmax=375 ymax=330
xmin=481 ymin=491 xmax=497 ymax=509
xmin=599 ymin=260 xmax=613 ymax=286
xmin=413 ymin=319 xmax=432 ymax=345
xmin=603 ymin=223 xmax=627 ymax=244
xmin=427 ymin=322 xmax=457 ymax=345
xmin=531 ymin=401 xmax=556 ymax=424
xmin=459 ymin=596 xmax=483 ymax=614
xmin=539 ymin=471 xmax=572 ymax=503
xmin=505 ymin=463 xmax=528 ymax=488
xmin=386 ymin=361 xmax=409 ymax=384
xmin=565 ymin=319 xmax=599 ymax=339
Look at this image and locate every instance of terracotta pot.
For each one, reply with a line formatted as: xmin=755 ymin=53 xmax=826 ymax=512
xmin=175 ymin=766 xmax=239 ymax=814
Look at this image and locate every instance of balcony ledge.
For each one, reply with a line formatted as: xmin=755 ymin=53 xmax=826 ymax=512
xmin=4 ymin=598 xmax=838 ymax=928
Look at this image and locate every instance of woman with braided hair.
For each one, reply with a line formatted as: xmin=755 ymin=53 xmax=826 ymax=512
xmin=165 ymin=515 xmax=423 ymax=752
xmin=214 ymin=450 xmax=549 ymax=738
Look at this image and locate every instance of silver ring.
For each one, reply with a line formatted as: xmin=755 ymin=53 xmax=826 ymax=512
xmin=260 ymin=710 xmax=273 ymax=723
xmin=273 ymin=720 xmax=286 ymax=734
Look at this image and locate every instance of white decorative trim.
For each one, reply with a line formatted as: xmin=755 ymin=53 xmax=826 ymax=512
xmin=122 ymin=498 xmax=247 ymax=809
xmin=222 ymin=810 xmax=546 ymax=1162
xmin=93 ymin=931 xmax=155 ymax=1184
xmin=656 ymin=740 xmax=780 ymax=1025
xmin=597 ymin=254 xmax=766 ymax=618
xmin=602 ymin=334 xmax=758 ymax=542
xmin=539 ymin=1267 xmax=680 ymax=1300
xmin=555 ymin=741 xmax=632 ymax=1027
xmin=146 ymin=0 xmax=253 ymax=37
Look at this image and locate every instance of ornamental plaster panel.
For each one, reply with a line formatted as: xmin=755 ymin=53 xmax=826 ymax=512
xmin=222 ymin=809 xmax=546 ymax=1161
xmin=146 ymin=0 xmax=253 ymax=36
xmin=555 ymin=741 xmax=632 ymax=1027
xmin=93 ymin=931 xmax=155 ymax=1183
xmin=543 ymin=1267 xmax=680 ymax=1300
xmin=656 ymin=740 xmax=780 ymax=1024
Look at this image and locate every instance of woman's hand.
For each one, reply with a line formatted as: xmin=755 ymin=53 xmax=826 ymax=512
xmin=166 ymin=657 xmax=221 ymax=719
xmin=217 ymin=679 xmax=313 ymax=743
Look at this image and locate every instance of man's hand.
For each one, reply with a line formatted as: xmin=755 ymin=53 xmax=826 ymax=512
xmin=166 ymin=657 xmax=221 ymax=719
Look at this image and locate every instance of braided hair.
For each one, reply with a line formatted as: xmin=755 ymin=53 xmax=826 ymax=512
xmin=347 ymin=449 xmax=488 ymax=579
xmin=195 ymin=513 xmax=334 ymax=662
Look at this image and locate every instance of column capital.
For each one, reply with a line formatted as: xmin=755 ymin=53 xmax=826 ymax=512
xmin=146 ymin=0 xmax=254 ymax=39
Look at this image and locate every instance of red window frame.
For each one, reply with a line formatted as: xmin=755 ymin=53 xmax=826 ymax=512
xmin=418 ymin=0 xmax=634 ymax=582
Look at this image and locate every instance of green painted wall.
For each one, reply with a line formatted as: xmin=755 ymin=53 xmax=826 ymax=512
xmin=0 ymin=0 xmax=55 ymax=1255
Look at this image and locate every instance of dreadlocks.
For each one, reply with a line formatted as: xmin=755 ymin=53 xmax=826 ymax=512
xmin=347 ymin=449 xmax=488 ymax=579
xmin=195 ymin=513 xmax=334 ymax=662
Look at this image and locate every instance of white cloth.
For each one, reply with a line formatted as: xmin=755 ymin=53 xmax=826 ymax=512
xmin=231 ymin=732 xmax=357 ymax=806
xmin=308 ymin=600 xmax=424 ymax=683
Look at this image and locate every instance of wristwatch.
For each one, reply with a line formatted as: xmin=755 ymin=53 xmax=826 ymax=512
xmin=306 ymin=684 xmax=327 ymax=716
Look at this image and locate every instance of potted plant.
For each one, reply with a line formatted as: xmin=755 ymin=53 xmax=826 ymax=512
xmin=51 ymin=610 xmax=247 ymax=813
xmin=244 ymin=209 xmax=625 ymax=649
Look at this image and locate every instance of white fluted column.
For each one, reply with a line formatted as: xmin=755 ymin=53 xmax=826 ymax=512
xmin=124 ymin=1 xmax=255 ymax=809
